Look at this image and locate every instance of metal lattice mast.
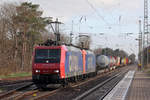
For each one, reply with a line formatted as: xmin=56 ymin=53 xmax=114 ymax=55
xmin=139 ymin=20 xmax=142 ymax=64
xmin=144 ymin=0 xmax=149 ymax=67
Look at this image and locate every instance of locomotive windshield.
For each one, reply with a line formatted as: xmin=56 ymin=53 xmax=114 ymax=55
xmin=34 ymin=49 xmax=61 ymax=63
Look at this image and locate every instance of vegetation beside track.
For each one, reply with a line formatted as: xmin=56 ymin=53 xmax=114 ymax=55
xmin=0 ymin=72 xmax=31 ymax=79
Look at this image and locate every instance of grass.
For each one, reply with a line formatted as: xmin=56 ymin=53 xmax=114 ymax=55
xmin=0 ymin=72 xmax=32 ymax=79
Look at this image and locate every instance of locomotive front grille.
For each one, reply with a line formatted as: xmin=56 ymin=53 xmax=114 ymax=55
xmin=32 ymin=74 xmax=61 ymax=84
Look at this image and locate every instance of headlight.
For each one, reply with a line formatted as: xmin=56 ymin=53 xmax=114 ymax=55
xmin=54 ymin=70 xmax=59 ymax=73
xmin=35 ymin=70 xmax=40 ymax=73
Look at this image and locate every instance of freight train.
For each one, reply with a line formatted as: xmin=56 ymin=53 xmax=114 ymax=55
xmin=96 ymin=55 xmax=130 ymax=69
xmin=32 ymin=41 xmax=131 ymax=89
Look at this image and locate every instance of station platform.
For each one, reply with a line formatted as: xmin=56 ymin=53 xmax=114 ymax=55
xmin=103 ymin=65 xmax=150 ymax=100
xmin=125 ymin=69 xmax=150 ymax=100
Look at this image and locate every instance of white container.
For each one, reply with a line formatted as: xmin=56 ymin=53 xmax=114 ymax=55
xmin=96 ymin=55 xmax=110 ymax=68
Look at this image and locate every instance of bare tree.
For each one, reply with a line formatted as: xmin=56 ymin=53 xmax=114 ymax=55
xmin=129 ymin=53 xmax=136 ymax=64
xmin=0 ymin=2 xmax=48 ymax=75
xmin=94 ymin=48 xmax=102 ymax=55
xmin=0 ymin=3 xmax=18 ymax=74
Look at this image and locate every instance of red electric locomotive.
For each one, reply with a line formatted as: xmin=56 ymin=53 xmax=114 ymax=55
xmin=32 ymin=46 xmax=64 ymax=86
xmin=32 ymin=40 xmax=96 ymax=89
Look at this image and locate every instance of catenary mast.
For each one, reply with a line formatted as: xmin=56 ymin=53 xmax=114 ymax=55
xmin=143 ymin=0 xmax=149 ymax=67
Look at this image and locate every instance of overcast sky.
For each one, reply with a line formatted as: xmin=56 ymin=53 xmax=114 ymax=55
xmin=1 ymin=0 xmax=144 ymax=56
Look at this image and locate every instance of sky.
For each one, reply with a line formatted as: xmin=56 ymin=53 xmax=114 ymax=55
xmin=1 ymin=0 xmax=144 ymax=56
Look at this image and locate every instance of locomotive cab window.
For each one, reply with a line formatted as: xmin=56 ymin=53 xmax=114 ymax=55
xmin=34 ymin=49 xmax=61 ymax=63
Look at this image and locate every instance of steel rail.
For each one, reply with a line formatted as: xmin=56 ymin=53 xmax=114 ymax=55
xmin=73 ymin=69 xmax=129 ymax=100
xmin=0 ymin=82 xmax=33 ymax=99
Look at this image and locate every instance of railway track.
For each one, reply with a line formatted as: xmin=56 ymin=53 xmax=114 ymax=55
xmin=0 ymin=81 xmax=62 ymax=100
xmin=0 ymin=82 xmax=34 ymax=100
xmin=0 ymin=66 xmax=133 ymax=100
xmin=73 ymin=69 xmax=129 ymax=100
xmin=12 ymin=73 xmax=108 ymax=100
xmin=0 ymin=79 xmax=32 ymax=86
xmin=0 ymin=68 xmax=117 ymax=100
xmin=0 ymin=81 xmax=33 ymax=93
xmin=27 ymin=76 xmax=110 ymax=100
xmin=15 ymin=84 xmax=62 ymax=100
xmin=43 ymin=65 xmax=134 ymax=100
xmin=33 ymin=66 xmax=128 ymax=100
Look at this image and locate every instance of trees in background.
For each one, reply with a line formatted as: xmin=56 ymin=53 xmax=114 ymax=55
xmin=0 ymin=2 xmax=136 ymax=75
xmin=0 ymin=2 xmax=71 ymax=75
xmin=129 ymin=54 xmax=136 ymax=64
xmin=94 ymin=47 xmax=134 ymax=61
xmin=13 ymin=2 xmax=47 ymax=70
xmin=0 ymin=3 xmax=19 ymax=75
xmin=0 ymin=2 xmax=49 ymax=75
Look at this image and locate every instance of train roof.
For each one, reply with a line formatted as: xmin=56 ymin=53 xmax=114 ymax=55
xmin=65 ymin=45 xmax=81 ymax=52
xmin=34 ymin=45 xmax=61 ymax=49
xmin=34 ymin=44 xmax=93 ymax=52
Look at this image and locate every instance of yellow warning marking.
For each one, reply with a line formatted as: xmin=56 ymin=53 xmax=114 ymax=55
xmin=33 ymin=93 xmax=37 ymax=97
